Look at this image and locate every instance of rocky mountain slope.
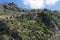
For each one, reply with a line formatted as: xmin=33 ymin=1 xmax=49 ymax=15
xmin=0 ymin=2 xmax=60 ymax=40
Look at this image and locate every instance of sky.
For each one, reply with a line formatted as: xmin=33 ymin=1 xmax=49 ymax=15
xmin=0 ymin=0 xmax=60 ymax=10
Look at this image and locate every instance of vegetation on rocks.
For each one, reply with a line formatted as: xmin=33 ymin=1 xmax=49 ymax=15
xmin=0 ymin=2 xmax=60 ymax=40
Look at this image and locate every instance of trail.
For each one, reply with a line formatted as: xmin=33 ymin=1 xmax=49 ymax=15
xmin=0 ymin=16 xmax=6 ymax=19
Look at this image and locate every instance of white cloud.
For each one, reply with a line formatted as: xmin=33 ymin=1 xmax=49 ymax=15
xmin=23 ymin=0 xmax=44 ymax=9
xmin=22 ymin=0 xmax=59 ymax=9
xmin=45 ymin=0 xmax=59 ymax=5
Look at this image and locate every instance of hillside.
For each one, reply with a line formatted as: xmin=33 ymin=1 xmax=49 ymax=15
xmin=0 ymin=2 xmax=60 ymax=40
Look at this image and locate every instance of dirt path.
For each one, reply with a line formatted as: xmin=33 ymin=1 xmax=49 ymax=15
xmin=0 ymin=15 xmax=7 ymax=19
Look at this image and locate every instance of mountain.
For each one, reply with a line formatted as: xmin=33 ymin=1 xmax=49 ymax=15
xmin=0 ymin=2 xmax=60 ymax=40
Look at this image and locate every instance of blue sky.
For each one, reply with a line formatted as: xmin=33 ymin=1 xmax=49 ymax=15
xmin=0 ymin=0 xmax=60 ymax=10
